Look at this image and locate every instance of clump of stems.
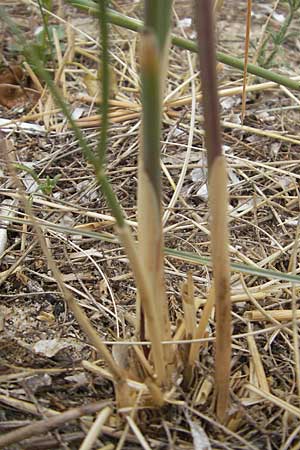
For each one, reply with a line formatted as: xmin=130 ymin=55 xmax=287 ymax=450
xmin=1 ymin=0 xmax=233 ymax=420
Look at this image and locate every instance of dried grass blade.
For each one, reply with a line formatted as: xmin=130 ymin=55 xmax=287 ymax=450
xmin=126 ymin=416 xmax=152 ymax=450
xmin=245 ymin=310 xmax=300 ymax=322
xmin=184 ymin=285 xmax=215 ymax=387
xmin=188 ymin=285 xmax=215 ymax=367
xmin=247 ymin=323 xmax=270 ymax=393
xmin=2 ymin=140 xmax=125 ymax=384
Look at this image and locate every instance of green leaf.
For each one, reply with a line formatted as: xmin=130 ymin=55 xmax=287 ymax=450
xmin=14 ymin=163 xmax=39 ymax=182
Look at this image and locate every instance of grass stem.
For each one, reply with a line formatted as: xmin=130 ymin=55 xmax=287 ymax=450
xmin=96 ymin=0 xmax=109 ymax=168
xmin=194 ymin=0 xmax=231 ymax=422
xmin=66 ymin=0 xmax=300 ymax=90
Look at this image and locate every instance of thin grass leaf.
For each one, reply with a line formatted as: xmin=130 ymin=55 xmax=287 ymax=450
xmin=1 ymin=211 xmax=300 ymax=285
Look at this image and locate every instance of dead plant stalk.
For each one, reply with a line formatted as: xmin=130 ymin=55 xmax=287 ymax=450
xmin=194 ymin=0 xmax=231 ymax=422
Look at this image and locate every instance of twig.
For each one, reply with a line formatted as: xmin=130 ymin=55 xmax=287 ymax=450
xmin=0 ymin=401 xmax=111 ymax=448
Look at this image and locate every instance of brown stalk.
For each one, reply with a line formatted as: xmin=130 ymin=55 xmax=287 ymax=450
xmin=0 ymin=401 xmax=110 ymax=448
xmin=194 ymin=0 xmax=231 ymax=422
xmin=194 ymin=0 xmax=222 ymax=169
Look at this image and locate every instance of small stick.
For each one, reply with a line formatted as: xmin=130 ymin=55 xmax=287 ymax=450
xmin=0 ymin=393 xmax=58 ymax=418
xmin=0 ymin=401 xmax=110 ymax=448
xmin=246 ymin=310 xmax=300 ymax=322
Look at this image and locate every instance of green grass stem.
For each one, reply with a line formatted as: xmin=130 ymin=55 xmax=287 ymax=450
xmin=144 ymin=0 xmax=173 ymax=54
xmin=96 ymin=0 xmax=109 ymax=167
xmin=141 ymin=31 xmax=162 ymax=200
xmin=66 ymin=0 xmax=300 ymax=91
